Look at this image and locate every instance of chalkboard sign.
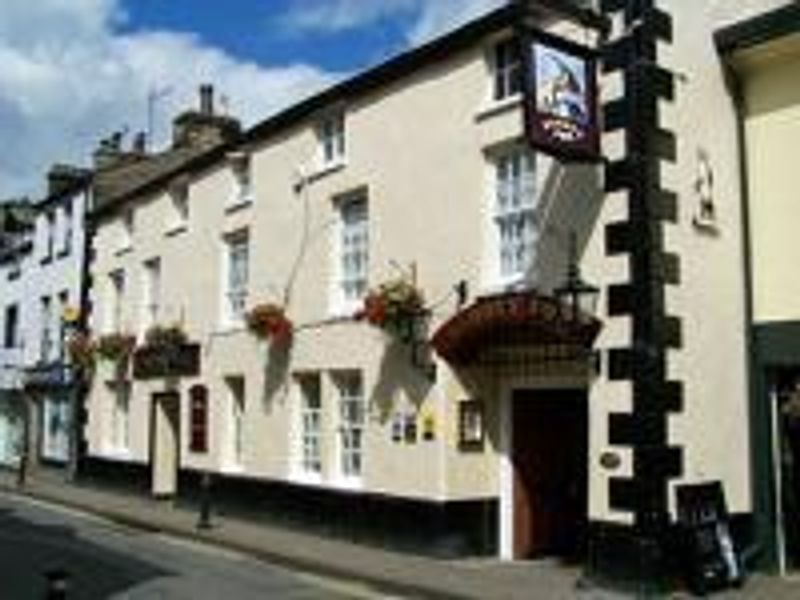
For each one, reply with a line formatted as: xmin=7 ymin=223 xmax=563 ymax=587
xmin=676 ymin=482 xmax=744 ymax=594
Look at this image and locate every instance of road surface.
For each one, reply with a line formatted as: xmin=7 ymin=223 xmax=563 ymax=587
xmin=0 ymin=492 xmax=393 ymax=599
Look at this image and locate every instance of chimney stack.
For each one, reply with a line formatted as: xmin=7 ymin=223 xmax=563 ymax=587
xmin=47 ymin=164 xmax=90 ymax=197
xmin=172 ymin=84 xmax=241 ymax=149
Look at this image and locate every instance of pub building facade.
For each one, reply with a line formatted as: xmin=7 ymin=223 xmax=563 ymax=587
xmin=79 ymin=0 xmax=798 ymax=582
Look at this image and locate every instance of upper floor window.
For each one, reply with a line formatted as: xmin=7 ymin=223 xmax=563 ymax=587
xmin=492 ymin=38 xmax=522 ymax=102
xmin=61 ymin=202 xmax=73 ymax=256
xmin=142 ymin=258 xmax=161 ymax=334
xmin=108 ymin=269 xmax=125 ymax=332
xmin=57 ymin=290 xmax=69 ymax=360
xmin=492 ymin=147 xmax=537 ymax=283
xmin=168 ymin=180 xmax=189 ymax=232
xmin=42 ymin=210 xmax=55 ymax=262
xmin=40 ymin=296 xmax=52 ymax=362
xmin=120 ymin=208 xmax=134 ymax=251
xmin=4 ymin=304 xmax=19 ymax=349
xmin=317 ymin=112 xmax=346 ymax=167
xmin=229 ymin=152 xmax=253 ymax=206
xmin=223 ymin=230 xmax=249 ymax=326
xmin=335 ymin=194 xmax=368 ymax=311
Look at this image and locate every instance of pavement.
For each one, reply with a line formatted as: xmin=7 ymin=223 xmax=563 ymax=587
xmin=1 ymin=468 xmax=799 ymax=599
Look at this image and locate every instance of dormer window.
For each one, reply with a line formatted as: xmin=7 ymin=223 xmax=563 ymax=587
xmin=228 ymin=152 xmax=253 ymax=207
xmin=492 ymin=38 xmax=522 ymax=102
xmin=317 ymin=111 xmax=346 ymax=168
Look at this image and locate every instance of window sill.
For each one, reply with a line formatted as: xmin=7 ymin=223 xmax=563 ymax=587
xmin=220 ymin=463 xmax=245 ymax=475
xmin=328 ymin=476 xmax=364 ymax=492
xmin=328 ymin=304 xmax=362 ymax=321
xmin=225 ymin=197 xmax=253 ymax=215
xmin=474 ymin=94 xmax=523 ymax=123
xmin=477 ymin=278 xmax=536 ymax=299
xmin=289 ymin=471 xmax=324 ymax=487
xmin=307 ymin=159 xmax=346 ymax=184
xmin=164 ymin=222 xmax=188 ymax=238
xmin=101 ymin=448 xmax=134 ymax=462
xmin=211 ymin=325 xmax=247 ymax=338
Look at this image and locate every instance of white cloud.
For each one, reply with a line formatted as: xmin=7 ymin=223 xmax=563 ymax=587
xmin=281 ymin=0 xmax=419 ymax=33
xmin=0 ymin=0 xmax=341 ymax=198
xmin=407 ymin=0 xmax=506 ymax=45
xmin=282 ymin=0 xmax=505 ymax=44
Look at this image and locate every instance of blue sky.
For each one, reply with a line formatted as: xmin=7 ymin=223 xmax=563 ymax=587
xmin=118 ymin=0 xmax=415 ymax=73
xmin=0 ymin=0 xmax=502 ymax=198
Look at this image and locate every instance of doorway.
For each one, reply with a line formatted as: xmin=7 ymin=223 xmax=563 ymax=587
xmin=512 ymin=389 xmax=588 ymax=559
xmin=151 ymin=392 xmax=180 ymax=498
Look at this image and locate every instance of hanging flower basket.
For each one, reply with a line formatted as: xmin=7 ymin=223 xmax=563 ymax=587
xmin=95 ymin=332 xmax=136 ymax=364
xmin=133 ymin=324 xmax=200 ymax=379
xmin=143 ymin=323 xmax=188 ymax=350
xmin=359 ymin=277 xmax=425 ymax=341
xmin=246 ymin=303 xmax=293 ymax=346
xmin=66 ymin=331 xmax=96 ymax=373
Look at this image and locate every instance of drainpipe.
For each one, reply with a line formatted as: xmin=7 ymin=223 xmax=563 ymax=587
xmin=719 ymin=55 xmax=777 ymax=571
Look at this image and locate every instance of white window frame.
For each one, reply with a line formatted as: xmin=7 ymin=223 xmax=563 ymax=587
xmin=141 ymin=257 xmax=161 ymax=336
xmin=221 ymin=230 xmax=249 ymax=328
xmin=107 ymin=269 xmax=125 ymax=333
xmin=228 ymin=152 xmax=254 ymax=207
xmin=487 ymin=146 xmax=538 ymax=287
xmin=332 ymin=194 xmax=368 ymax=315
xmin=40 ymin=296 xmax=52 ymax=363
xmin=56 ymin=290 xmax=69 ymax=360
xmin=42 ymin=210 xmax=55 ymax=261
xmin=61 ymin=202 xmax=73 ymax=256
xmin=167 ymin=181 xmax=189 ymax=233
xmin=334 ymin=371 xmax=364 ymax=485
xmin=297 ymin=374 xmax=323 ymax=478
xmin=492 ymin=37 xmax=523 ymax=103
xmin=317 ymin=111 xmax=346 ymax=169
xmin=109 ymin=380 xmax=131 ymax=454
xmin=120 ymin=209 xmax=134 ymax=251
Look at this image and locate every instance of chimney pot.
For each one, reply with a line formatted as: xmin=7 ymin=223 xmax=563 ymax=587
xmin=199 ymin=84 xmax=214 ymax=115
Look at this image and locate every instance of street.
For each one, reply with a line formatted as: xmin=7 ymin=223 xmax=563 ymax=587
xmin=0 ymin=493 xmax=390 ymax=599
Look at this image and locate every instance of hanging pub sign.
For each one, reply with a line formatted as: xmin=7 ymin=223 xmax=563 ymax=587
xmin=522 ymin=29 xmax=600 ymax=162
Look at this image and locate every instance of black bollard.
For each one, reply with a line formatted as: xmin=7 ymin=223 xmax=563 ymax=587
xmin=44 ymin=568 xmax=69 ymax=600
xmin=17 ymin=450 xmax=27 ymax=488
xmin=197 ymin=471 xmax=212 ymax=530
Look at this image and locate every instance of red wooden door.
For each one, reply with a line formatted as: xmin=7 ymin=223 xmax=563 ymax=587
xmin=512 ymin=390 xmax=587 ymax=559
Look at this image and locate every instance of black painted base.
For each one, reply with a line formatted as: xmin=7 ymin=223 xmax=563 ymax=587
xmin=585 ymin=515 xmax=758 ymax=594
xmin=79 ymin=457 xmax=498 ymax=558
xmin=584 ymin=521 xmax=680 ymax=595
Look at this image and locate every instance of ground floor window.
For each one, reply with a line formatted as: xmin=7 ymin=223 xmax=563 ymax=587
xmin=41 ymin=395 xmax=70 ymax=462
xmin=108 ymin=381 xmax=130 ymax=452
xmin=225 ymin=376 xmax=246 ymax=468
xmin=298 ymin=374 xmax=322 ymax=475
xmin=334 ymin=371 xmax=364 ymax=480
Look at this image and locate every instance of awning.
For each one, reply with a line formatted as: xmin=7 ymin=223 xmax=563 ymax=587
xmin=431 ymin=291 xmax=601 ymax=366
